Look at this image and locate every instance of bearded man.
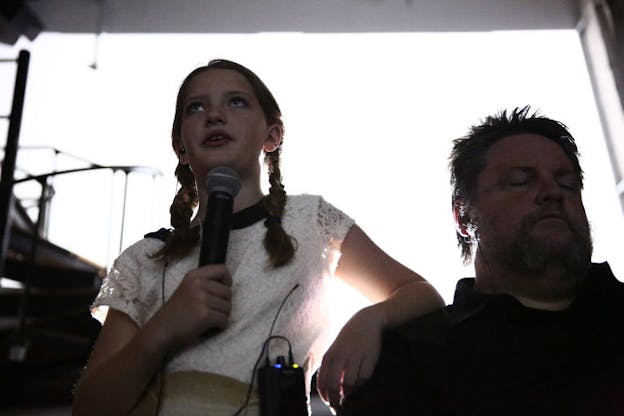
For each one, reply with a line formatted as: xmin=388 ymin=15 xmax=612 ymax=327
xmin=337 ymin=107 xmax=624 ymax=416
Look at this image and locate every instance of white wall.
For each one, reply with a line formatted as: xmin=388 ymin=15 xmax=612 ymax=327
xmin=1 ymin=30 xmax=623 ymax=312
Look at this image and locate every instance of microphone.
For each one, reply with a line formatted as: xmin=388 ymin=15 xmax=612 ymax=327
xmin=198 ymin=166 xmax=241 ymax=266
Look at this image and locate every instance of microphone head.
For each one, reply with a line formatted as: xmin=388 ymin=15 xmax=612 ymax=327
xmin=204 ymin=166 xmax=241 ymax=197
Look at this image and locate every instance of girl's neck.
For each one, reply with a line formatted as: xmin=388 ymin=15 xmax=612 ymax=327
xmin=194 ymin=177 xmax=264 ymax=224
xmin=231 ymin=182 xmax=265 ymax=212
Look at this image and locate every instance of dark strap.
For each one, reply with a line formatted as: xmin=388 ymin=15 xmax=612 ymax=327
xmin=144 ymin=228 xmax=173 ymax=242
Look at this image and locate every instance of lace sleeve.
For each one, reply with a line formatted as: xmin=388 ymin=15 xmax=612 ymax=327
xmin=91 ymin=242 xmax=148 ymax=325
xmin=317 ymin=196 xmax=355 ymax=275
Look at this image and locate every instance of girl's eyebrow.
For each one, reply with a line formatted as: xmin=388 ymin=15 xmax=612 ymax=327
xmin=184 ymin=90 xmax=253 ymax=102
xmin=226 ymin=90 xmax=252 ymax=96
xmin=182 ymin=94 xmax=205 ymax=103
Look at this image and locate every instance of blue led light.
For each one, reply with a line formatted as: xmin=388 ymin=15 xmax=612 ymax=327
xmin=274 ymin=364 xmax=282 ymax=368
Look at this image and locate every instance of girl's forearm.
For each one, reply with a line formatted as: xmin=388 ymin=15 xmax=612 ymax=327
xmin=72 ymin=324 xmax=169 ymax=416
xmin=370 ymin=280 xmax=444 ymax=329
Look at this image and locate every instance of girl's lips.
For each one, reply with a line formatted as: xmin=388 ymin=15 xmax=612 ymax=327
xmin=202 ymin=132 xmax=232 ymax=146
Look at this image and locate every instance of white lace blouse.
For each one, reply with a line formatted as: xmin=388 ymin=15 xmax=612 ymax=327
xmin=92 ymin=194 xmax=355 ymax=387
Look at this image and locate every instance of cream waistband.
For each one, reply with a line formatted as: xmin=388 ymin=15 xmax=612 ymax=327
xmin=129 ymin=371 xmax=260 ymax=416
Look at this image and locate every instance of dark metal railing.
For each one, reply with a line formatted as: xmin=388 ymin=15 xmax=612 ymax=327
xmin=0 ymin=49 xmax=164 ymax=364
xmin=8 ymin=164 xmax=160 ymax=362
xmin=0 ymin=50 xmax=30 ymax=279
xmin=12 ymin=164 xmax=162 ymax=254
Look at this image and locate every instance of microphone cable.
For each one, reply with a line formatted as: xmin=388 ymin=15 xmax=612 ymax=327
xmin=154 ymin=258 xmax=170 ymax=416
xmin=232 ymin=283 xmax=301 ymax=416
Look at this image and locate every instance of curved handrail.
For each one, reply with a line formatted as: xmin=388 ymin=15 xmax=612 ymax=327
xmin=3 ymin=145 xmax=107 ymax=168
xmin=5 ymin=163 xmax=163 ymax=275
xmin=9 ymin=164 xmax=163 ymax=256
xmin=5 ymin=163 xmax=164 ymax=356
xmin=11 ymin=165 xmax=162 ymax=185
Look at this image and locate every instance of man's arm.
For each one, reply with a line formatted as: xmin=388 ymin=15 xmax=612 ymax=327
xmin=337 ymin=312 xmax=453 ymax=416
xmin=337 ymin=328 xmax=417 ymax=416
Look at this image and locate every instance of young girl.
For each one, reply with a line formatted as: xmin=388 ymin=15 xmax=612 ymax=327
xmin=72 ymin=59 xmax=443 ymax=416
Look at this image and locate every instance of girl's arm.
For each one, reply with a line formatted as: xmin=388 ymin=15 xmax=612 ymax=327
xmin=72 ymin=264 xmax=232 ymax=416
xmin=72 ymin=309 xmax=166 ymax=416
xmin=316 ymin=225 xmax=444 ymax=408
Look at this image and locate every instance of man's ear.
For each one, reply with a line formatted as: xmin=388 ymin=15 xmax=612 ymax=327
xmin=263 ymin=124 xmax=284 ymax=153
xmin=453 ymin=201 xmax=472 ymax=238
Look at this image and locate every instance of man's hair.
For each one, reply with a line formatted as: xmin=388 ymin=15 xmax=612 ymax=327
xmin=449 ymin=106 xmax=584 ymax=263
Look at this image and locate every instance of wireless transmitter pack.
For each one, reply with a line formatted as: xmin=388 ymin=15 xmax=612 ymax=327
xmin=258 ymin=353 xmax=308 ymax=416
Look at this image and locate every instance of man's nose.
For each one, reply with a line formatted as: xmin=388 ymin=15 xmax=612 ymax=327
xmin=535 ymin=176 xmax=563 ymax=205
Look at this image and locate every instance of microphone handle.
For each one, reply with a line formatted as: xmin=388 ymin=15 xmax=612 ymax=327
xmin=199 ymin=191 xmax=234 ymax=266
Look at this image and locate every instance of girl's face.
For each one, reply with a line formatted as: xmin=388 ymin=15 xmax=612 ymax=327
xmin=177 ymin=68 xmax=282 ymax=183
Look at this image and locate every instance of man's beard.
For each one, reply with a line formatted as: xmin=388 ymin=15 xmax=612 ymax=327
xmin=476 ymin=211 xmax=593 ymax=278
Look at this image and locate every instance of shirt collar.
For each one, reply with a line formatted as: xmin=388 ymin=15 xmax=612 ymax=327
xmin=231 ymin=198 xmax=267 ymax=229
xmin=448 ymin=262 xmax=619 ymax=326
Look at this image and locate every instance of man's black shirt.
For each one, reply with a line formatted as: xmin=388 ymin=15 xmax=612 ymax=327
xmin=339 ymin=263 xmax=624 ymax=416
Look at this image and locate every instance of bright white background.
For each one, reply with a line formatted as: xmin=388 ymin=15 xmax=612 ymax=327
xmin=1 ymin=30 xmax=623 ymax=314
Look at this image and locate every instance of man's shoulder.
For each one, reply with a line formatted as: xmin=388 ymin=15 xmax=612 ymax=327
xmin=586 ymin=262 xmax=624 ymax=301
xmin=395 ymin=307 xmax=453 ymax=339
xmin=581 ymin=263 xmax=624 ymax=328
xmin=380 ymin=307 xmax=454 ymax=357
xmin=589 ymin=262 xmax=622 ymax=283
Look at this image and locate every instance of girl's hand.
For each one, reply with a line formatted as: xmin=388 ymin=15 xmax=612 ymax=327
xmin=316 ymin=306 xmax=384 ymax=410
xmin=145 ymin=264 xmax=232 ymax=352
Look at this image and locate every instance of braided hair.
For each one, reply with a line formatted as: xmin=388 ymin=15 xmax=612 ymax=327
xmin=154 ymin=60 xmax=296 ymax=267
